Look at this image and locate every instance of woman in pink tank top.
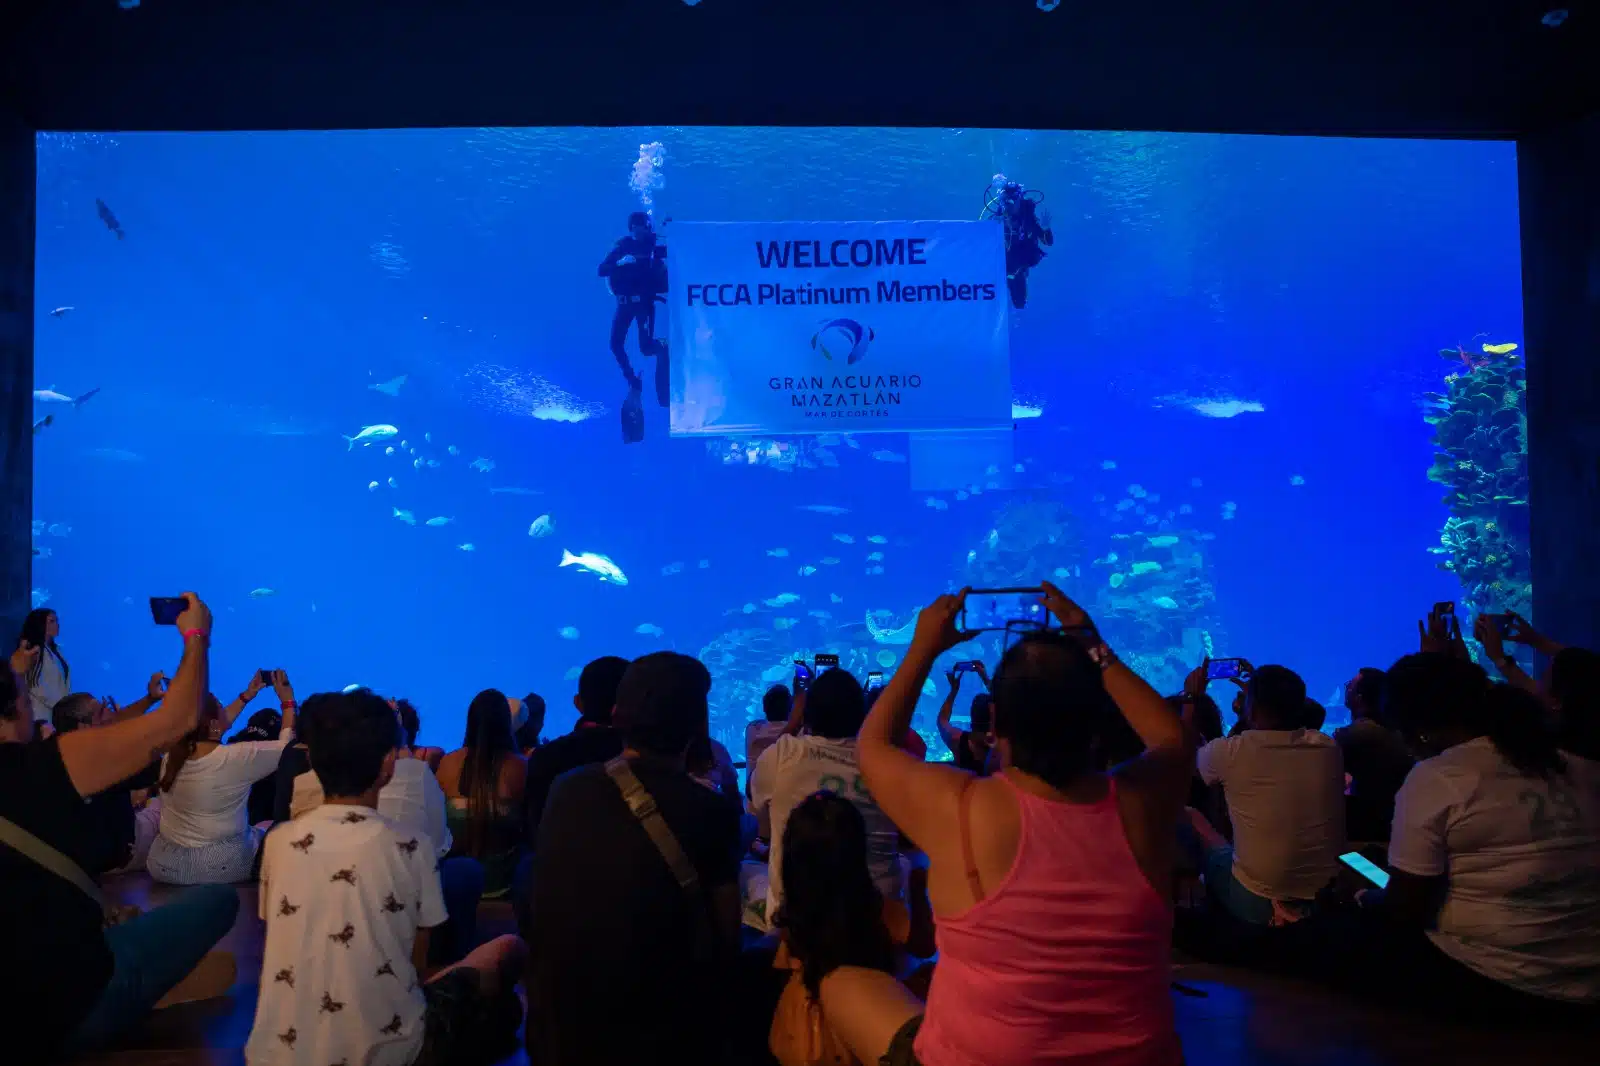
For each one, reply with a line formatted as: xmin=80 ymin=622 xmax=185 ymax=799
xmin=819 ymin=582 xmax=1195 ymax=1066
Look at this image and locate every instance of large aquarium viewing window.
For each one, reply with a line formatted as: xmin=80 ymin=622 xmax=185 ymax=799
xmin=31 ymin=127 xmax=1527 ymax=750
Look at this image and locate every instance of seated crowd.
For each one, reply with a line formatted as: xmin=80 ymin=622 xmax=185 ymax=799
xmin=2 ymin=589 xmax=1597 ymax=1064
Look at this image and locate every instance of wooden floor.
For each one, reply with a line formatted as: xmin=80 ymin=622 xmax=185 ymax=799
xmin=73 ymin=875 xmax=1593 ymax=1066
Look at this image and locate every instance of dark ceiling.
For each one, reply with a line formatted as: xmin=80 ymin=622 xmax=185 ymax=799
xmin=2 ymin=0 xmax=1597 ymax=138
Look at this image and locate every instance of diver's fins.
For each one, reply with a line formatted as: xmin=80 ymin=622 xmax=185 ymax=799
xmin=654 ymin=344 xmax=670 ymax=409
xmin=621 ymin=387 xmax=645 ymax=445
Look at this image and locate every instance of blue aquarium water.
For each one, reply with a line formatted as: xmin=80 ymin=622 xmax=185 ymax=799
xmin=31 ymin=128 xmax=1527 ymax=751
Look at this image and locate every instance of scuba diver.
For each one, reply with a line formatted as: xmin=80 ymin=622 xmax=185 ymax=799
xmin=982 ymin=175 xmax=1053 ymax=310
xmin=599 ymin=211 xmax=669 ymax=395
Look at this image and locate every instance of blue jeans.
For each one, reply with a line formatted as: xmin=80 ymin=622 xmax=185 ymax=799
xmin=1204 ymin=845 xmax=1277 ymax=925
xmin=63 ymin=884 xmax=239 ymax=1054
xmin=431 ymin=856 xmax=485 ymax=965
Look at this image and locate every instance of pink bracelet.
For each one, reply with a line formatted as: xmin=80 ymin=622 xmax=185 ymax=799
xmin=181 ymin=629 xmax=206 ymax=640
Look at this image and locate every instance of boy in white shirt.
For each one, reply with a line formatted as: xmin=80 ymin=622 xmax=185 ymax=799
xmin=246 ymin=689 xmax=525 ymax=1066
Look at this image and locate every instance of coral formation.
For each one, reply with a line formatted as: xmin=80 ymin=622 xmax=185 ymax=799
xmin=1423 ymin=345 xmax=1532 ymax=629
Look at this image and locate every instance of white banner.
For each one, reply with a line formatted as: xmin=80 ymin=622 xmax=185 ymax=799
xmin=667 ymin=221 xmax=1012 ymax=437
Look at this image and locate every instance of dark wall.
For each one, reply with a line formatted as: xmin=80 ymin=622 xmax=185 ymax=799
xmin=0 ymin=108 xmax=33 ymax=648
xmin=1519 ymin=111 xmax=1600 ymax=651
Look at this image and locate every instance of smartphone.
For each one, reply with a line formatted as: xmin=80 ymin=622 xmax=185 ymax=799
xmin=1339 ymin=851 xmax=1390 ymax=889
xmin=1433 ymin=601 xmax=1455 ymax=617
xmin=865 ymin=671 xmax=885 ymax=692
xmin=159 ymin=675 xmax=170 ymax=692
xmin=794 ymin=660 xmax=813 ymax=693
xmin=149 ymin=596 xmax=187 ymax=626
xmin=259 ymin=669 xmax=275 ymax=686
xmin=954 ymin=660 xmax=980 ymax=674
xmin=813 ymin=653 xmax=840 ymax=669
xmin=1206 ymin=658 xmax=1247 ymax=681
xmin=961 ymin=587 xmax=1048 ymax=633
xmin=1489 ymin=612 xmax=1517 ymax=636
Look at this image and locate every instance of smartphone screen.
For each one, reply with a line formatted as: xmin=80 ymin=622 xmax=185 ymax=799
xmin=961 ymin=588 xmax=1048 ymax=633
xmin=794 ymin=660 xmax=813 ymax=692
xmin=865 ymin=671 xmax=884 ymax=691
xmin=259 ymin=669 xmax=275 ymax=685
xmin=1207 ymin=658 xmax=1245 ymax=681
xmin=149 ymin=596 xmax=187 ymax=626
xmin=1339 ymin=852 xmax=1390 ymax=888
xmin=813 ymin=653 xmax=840 ymax=669
xmin=954 ymin=660 xmax=977 ymax=673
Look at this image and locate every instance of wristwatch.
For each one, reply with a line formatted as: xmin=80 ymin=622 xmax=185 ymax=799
xmin=1085 ymin=641 xmax=1119 ymax=671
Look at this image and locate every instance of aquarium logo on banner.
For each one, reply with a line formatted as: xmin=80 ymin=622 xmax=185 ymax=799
xmin=668 ymin=221 xmax=1012 ymax=437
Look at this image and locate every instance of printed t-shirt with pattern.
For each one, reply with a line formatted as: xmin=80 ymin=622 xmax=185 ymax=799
xmin=245 ymin=803 xmax=448 ymax=1065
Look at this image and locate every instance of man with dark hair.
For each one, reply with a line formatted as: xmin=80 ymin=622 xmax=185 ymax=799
xmin=50 ymin=692 xmax=164 ymax=875
xmin=937 ymin=663 xmax=994 ymax=773
xmin=527 ymin=652 xmax=742 ymax=1066
xmin=522 ymin=656 xmax=631 ymax=845
xmin=1335 ymin=666 xmax=1414 ymax=841
xmin=745 ymin=683 xmax=791 ymax=783
xmin=515 ymin=692 xmax=547 ymax=753
xmin=1195 ymin=664 xmax=1345 ymax=924
xmin=251 ymin=688 xmax=525 ymax=1065
xmin=748 ymin=667 xmax=902 ymax=933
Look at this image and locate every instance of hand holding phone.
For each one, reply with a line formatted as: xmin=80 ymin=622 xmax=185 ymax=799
xmin=794 ymin=660 xmax=813 ymax=693
xmin=1206 ymin=658 xmax=1247 ymax=681
xmin=149 ymin=597 xmax=188 ymax=626
xmin=1339 ymin=851 xmax=1390 ymax=889
xmin=962 ymin=588 xmax=1049 ymax=633
xmin=865 ymin=671 xmax=885 ymax=692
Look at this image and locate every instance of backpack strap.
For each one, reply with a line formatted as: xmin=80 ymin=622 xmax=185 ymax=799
xmin=604 ymin=756 xmax=700 ymax=893
xmin=0 ymin=814 xmax=105 ymax=908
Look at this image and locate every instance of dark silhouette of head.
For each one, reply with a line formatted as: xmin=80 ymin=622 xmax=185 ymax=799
xmin=969 ymin=692 xmax=993 ymax=735
xmin=1344 ymin=667 xmax=1387 ymax=722
xmin=615 ymin=652 xmax=712 ymax=757
xmin=805 ymin=669 xmax=866 ymax=740
xmin=627 ymin=211 xmax=651 ymax=238
xmin=1301 ymin=698 xmax=1327 ymax=731
xmin=989 ymin=631 xmax=1114 ymax=788
xmin=577 ymin=656 xmax=630 ymax=726
xmin=1244 ymin=666 xmax=1307 ymax=730
xmin=305 ymin=688 xmax=402 ymax=798
xmin=394 ymin=698 xmax=421 ymax=749
xmin=51 ymin=692 xmax=102 ymax=735
xmin=774 ymin=791 xmax=895 ymax=998
xmin=1386 ymin=652 xmax=1564 ymax=777
xmin=516 ymin=692 xmax=547 ymax=750
xmin=762 ymin=684 xmax=792 ymax=723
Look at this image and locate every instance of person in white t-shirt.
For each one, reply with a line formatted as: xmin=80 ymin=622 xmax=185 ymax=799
xmin=1358 ymin=653 xmax=1600 ymax=1012
xmin=247 ymin=688 xmax=525 ymax=1066
xmin=149 ymin=672 xmax=300 ymax=885
xmin=750 ymin=668 xmax=902 ymax=933
xmin=1194 ymin=664 xmax=1345 ymax=924
xmin=745 ymin=685 xmax=793 ymax=794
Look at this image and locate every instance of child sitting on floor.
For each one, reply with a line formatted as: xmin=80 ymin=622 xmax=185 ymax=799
xmin=245 ymin=688 xmax=525 ymax=1066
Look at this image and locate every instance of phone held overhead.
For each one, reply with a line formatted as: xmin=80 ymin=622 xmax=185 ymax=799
xmin=1206 ymin=658 xmax=1249 ymax=681
xmin=149 ymin=597 xmax=188 ymax=626
xmin=960 ymin=587 xmax=1050 ymax=634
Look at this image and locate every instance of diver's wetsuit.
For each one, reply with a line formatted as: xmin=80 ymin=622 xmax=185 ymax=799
xmin=1001 ymin=197 xmax=1053 ymax=309
xmin=599 ymin=234 xmax=667 ymax=403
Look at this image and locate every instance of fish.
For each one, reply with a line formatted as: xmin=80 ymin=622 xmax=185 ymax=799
xmin=250 ymin=588 xmax=276 ymax=599
xmin=986 ymin=529 xmax=999 ymax=550
xmin=49 ymin=306 xmax=74 ymax=317
xmin=872 ymin=450 xmax=906 ymax=463
xmin=489 ymin=486 xmax=543 ymax=496
xmin=832 ymin=533 xmax=855 ymax=545
xmin=384 ymin=447 xmax=395 ymax=456
xmin=1101 ymin=460 xmax=1118 ymax=470
xmin=559 ymin=549 xmax=628 ymax=585
xmin=457 ymin=543 xmax=476 ymax=552
xmin=558 ymin=626 xmax=580 ymax=640
xmin=843 ymin=435 xmax=861 ymax=449
xmin=767 ymin=548 xmax=790 ymax=558
xmin=867 ymin=565 xmax=885 ymax=575
xmin=1152 ymin=596 xmax=1180 ymax=610
xmin=33 ymin=386 xmax=100 ymax=409
xmin=447 ymin=445 xmax=460 ymax=456
xmin=367 ymin=481 xmax=379 ymax=491
xmin=765 ymin=593 xmax=801 ymax=607
xmin=922 ymin=679 xmax=938 ymax=697
xmin=424 ymin=516 xmax=453 ymax=527
xmin=821 ymin=556 xmax=841 ymax=566
xmin=924 ymin=498 xmax=949 ymax=511
xmin=635 ymin=623 xmax=664 ymax=637
xmin=1482 ymin=342 xmax=1519 ymax=355
xmin=661 ymin=562 xmax=685 ymax=576
xmin=528 ymin=515 xmax=554 ymax=538
xmin=1190 ymin=399 xmax=1265 ymax=419
xmin=469 ymin=457 xmax=495 ymax=473
xmin=798 ymin=565 xmax=818 ymax=577
xmin=798 ymin=504 xmax=851 ymax=516
xmin=424 ymin=433 xmax=433 ymax=443
xmin=386 ymin=477 xmax=398 ymax=488
xmin=867 ymin=535 xmax=887 ymax=545
xmin=426 ymin=459 xmax=440 ymax=469
xmin=955 ymin=490 xmax=969 ymax=501
xmin=774 ymin=618 xmax=798 ymax=631
xmin=1147 ymin=535 xmax=1180 ymax=548
xmin=742 ymin=603 xmax=758 ymax=614
xmin=401 ymin=440 xmax=409 ymax=448
xmin=368 ymin=375 xmax=407 ymax=397
xmin=866 ymin=551 xmax=884 ymax=562
xmin=393 ymin=508 xmax=416 ymax=525
xmin=1289 ymin=475 xmax=1305 ymax=486
xmin=1014 ymin=463 xmax=1026 ymax=473
xmin=47 ymin=524 xmax=71 ymax=537
xmin=95 ymin=198 xmax=124 ymax=238
xmin=1127 ymin=484 xmax=1146 ymax=498
xmin=830 ymin=594 xmax=844 ymax=604
xmin=32 ymin=415 xmax=52 ymax=435
xmin=1115 ymin=499 xmax=1136 ymax=512
xmin=345 ymin=424 xmax=399 ymax=450
xmin=698 ymin=560 xmax=710 ymax=569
